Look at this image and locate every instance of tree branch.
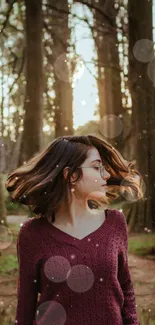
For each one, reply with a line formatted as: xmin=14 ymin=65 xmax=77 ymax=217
xmin=0 ymin=0 xmax=16 ymax=34
xmin=7 ymin=23 xmax=23 ymax=32
xmin=0 ymin=29 xmax=19 ymax=60
xmin=43 ymin=22 xmax=67 ymax=52
xmin=0 ymin=60 xmax=15 ymax=68
xmin=45 ymin=1 xmax=113 ymax=24
xmin=45 ymin=2 xmax=91 ymax=25
xmin=8 ymin=48 xmax=25 ymax=95
xmin=73 ymin=0 xmax=114 ymax=25
xmin=45 ymin=2 xmax=118 ymax=33
xmin=45 ymin=3 xmax=70 ymax=16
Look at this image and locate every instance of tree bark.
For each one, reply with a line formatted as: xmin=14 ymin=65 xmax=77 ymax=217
xmin=19 ymin=0 xmax=43 ymax=165
xmin=128 ymin=0 xmax=155 ymax=231
xmin=48 ymin=0 xmax=74 ymax=137
xmin=0 ymin=174 xmax=7 ymax=227
xmin=92 ymin=0 xmax=123 ymax=150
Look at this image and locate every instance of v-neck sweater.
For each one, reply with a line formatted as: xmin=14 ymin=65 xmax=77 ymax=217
xmin=15 ymin=208 xmax=140 ymax=325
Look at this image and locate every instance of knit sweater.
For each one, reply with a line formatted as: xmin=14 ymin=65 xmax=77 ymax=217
xmin=15 ymin=208 xmax=140 ymax=325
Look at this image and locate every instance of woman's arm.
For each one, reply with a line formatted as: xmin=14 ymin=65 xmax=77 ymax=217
xmin=15 ymin=221 xmax=39 ymax=325
xmin=117 ymin=211 xmax=140 ymax=325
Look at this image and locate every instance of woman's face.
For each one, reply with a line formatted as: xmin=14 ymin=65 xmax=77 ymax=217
xmin=71 ymin=147 xmax=111 ymax=198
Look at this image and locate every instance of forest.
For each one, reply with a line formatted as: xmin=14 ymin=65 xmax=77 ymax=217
xmin=0 ymin=0 xmax=155 ymax=324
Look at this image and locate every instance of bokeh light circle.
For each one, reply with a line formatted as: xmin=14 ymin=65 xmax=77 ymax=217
xmin=35 ymin=301 xmax=66 ymax=325
xmin=133 ymin=39 xmax=154 ymax=63
xmin=0 ymin=226 xmax=13 ymax=250
xmin=66 ymin=264 xmax=94 ymax=293
xmin=85 ymin=191 xmax=108 ymax=215
xmin=54 ymin=53 xmax=85 ymax=83
xmin=44 ymin=256 xmax=71 ymax=283
xmin=98 ymin=114 xmax=123 ymax=138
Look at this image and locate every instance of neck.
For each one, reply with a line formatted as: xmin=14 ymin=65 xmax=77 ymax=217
xmin=52 ymin=198 xmax=106 ymax=227
xmin=47 ymin=189 xmax=107 ymax=227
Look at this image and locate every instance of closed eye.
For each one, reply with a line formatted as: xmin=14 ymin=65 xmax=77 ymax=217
xmin=94 ymin=167 xmax=100 ymax=170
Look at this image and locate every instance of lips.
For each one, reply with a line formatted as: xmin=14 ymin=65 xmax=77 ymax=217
xmin=102 ymin=184 xmax=107 ymax=186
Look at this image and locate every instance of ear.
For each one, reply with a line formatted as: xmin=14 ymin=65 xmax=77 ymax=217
xmin=63 ymin=167 xmax=77 ymax=184
xmin=63 ymin=167 xmax=70 ymax=181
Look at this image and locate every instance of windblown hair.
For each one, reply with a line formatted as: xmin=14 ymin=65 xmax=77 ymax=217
xmin=5 ymin=135 xmax=144 ymax=222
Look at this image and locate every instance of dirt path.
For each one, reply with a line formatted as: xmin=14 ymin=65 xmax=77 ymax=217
xmin=7 ymin=215 xmax=28 ymax=224
xmin=128 ymin=254 xmax=155 ymax=314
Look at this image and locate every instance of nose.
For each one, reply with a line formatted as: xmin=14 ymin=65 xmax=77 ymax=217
xmin=102 ymin=170 xmax=111 ymax=180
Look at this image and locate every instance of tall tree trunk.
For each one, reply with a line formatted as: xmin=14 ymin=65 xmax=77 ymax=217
xmin=128 ymin=0 xmax=155 ymax=231
xmin=19 ymin=0 xmax=43 ymax=165
xmin=50 ymin=0 xmax=74 ymax=137
xmin=0 ymin=49 xmax=7 ymax=226
xmin=0 ymin=173 xmax=7 ymax=227
xmin=93 ymin=0 xmax=123 ymax=150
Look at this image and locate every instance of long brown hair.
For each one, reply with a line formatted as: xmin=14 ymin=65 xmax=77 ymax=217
xmin=5 ymin=135 xmax=144 ymax=222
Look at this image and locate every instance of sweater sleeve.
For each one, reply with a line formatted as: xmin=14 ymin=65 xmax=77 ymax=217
xmin=15 ymin=221 xmax=39 ymax=325
xmin=117 ymin=212 xmax=140 ymax=325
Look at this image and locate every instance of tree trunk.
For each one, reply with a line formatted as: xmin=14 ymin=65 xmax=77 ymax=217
xmin=0 ymin=174 xmax=7 ymax=227
xmin=93 ymin=0 xmax=123 ymax=150
xmin=128 ymin=0 xmax=155 ymax=231
xmin=19 ymin=0 xmax=43 ymax=165
xmin=0 ymin=46 xmax=7 ymax=226
xmin=49 ymin=0 xmax=74 ymax=137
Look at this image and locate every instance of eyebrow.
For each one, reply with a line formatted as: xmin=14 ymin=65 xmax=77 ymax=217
xmin=91 ymin=159 xmax=102 ymax=164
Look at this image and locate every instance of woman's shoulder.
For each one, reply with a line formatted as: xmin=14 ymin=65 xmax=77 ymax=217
xmin=108 ymin=208 xmax=125 ymax=218
xmin=108 ymin=208 xmax=127 ymax=227
xmin=110 ymin=208 xmax=128 ymax=238
xmin=18 ymin=216 xmax=44 ymax=238
xmin=16 ymin=217 xmax=45 ymax=259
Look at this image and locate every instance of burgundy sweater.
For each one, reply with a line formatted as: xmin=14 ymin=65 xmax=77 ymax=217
xmin=15 ymin=208 xmax=140 ymax=325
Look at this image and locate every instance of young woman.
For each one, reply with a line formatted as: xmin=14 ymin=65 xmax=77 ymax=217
xmin=5 ymin=135 xmax=143 ymax=325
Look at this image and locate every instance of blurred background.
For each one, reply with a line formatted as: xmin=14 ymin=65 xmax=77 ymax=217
xmin=0 ymin=0 xmax=155 ymax=324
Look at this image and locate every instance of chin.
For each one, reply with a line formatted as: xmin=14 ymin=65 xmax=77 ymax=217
xmin=86 ymin=191 xmax=106 ymax=200
xmin=100 ymin=187 xmax=107 ymax=192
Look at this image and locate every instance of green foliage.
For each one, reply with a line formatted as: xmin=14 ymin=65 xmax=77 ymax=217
xmin=74 ymin=120 xmax=101 ymax=136
xmin=2 ymin=173 xmax=28 ymax=215
xmin=5 ymin=196 xmax=20 ymax=212
xmin=128 ymin=233 xmax=155 ymax=258
xmin=140 ymin=309 xmax=155 ymax=325
xmin=0 ymin=254 xmax=18 ymax=276
xmin=8 ymin=223 xmax=21 ymax=236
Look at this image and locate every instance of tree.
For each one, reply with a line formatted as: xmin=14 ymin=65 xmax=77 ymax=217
xmin=0 ymin=139 xmax=7 ymax=226
xmin=74 ymin=0 xmax=127 ymax=152
xmin=128 ymin=0 xmax=155 ymax=231
xmin=18 ymin=0 xmax=43 ymax=165
xmin=93 ymin=0 xmax=122 ymax=136
xmin=45 ymin=1 xmax=74 ymax=137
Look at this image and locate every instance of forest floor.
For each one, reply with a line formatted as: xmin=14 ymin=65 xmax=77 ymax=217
xmin=0 ymin=215 xmax=155 ymax=324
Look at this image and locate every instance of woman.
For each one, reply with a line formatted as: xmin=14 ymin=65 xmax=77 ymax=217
xmin=5 ymin=135 xmax=142 ymax=325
